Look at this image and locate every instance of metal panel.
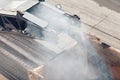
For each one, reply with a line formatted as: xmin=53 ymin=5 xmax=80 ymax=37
xmin=35 ymin=32 xmax=77 ymax=54
xmin=23 ymin=12 xmax=48 ymax=28
xmin=0 ymin=0 xmax=39 ymax=15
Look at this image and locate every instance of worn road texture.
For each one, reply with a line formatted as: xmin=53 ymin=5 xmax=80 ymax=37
xmin=47 ymin=0 xmax=120 ymax=49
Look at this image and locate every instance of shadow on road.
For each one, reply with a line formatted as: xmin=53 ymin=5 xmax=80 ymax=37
xmin=93 ymin=0 xmax=120 ymax=13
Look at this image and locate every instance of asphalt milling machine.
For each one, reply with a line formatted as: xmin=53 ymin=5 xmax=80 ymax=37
xmin=0 ymin=0 xmax=113 ymax=80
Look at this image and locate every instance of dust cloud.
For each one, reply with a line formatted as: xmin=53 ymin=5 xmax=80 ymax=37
xmin=26 ymin=2 xmax=113 ymax=80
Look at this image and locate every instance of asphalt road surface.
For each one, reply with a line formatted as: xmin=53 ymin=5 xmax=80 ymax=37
xmin=93 ymin=0 xmax=120 ymax=13
xmin=47 ymin=0 xmax=120 ymax=49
